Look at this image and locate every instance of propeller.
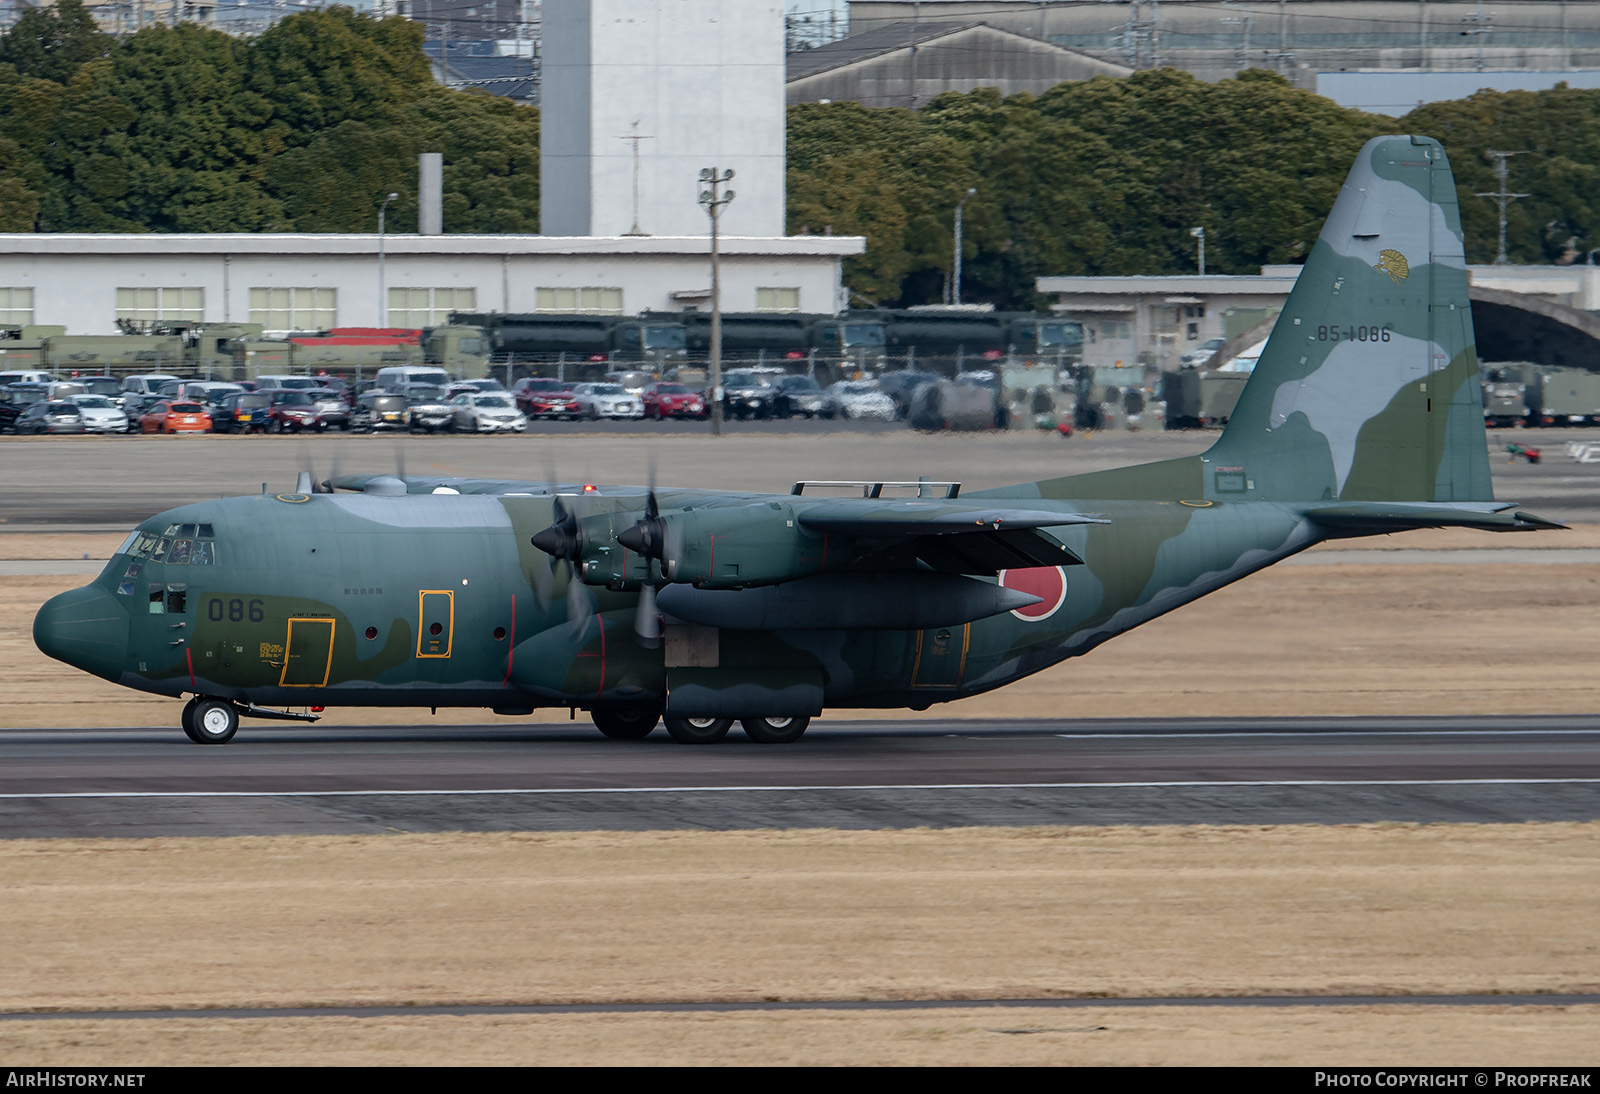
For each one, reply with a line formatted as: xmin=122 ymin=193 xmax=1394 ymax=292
xmin=528 ymin=471 xmax=596 ymax=642
xmin=626 ymin=462 xmax=665 ymax=646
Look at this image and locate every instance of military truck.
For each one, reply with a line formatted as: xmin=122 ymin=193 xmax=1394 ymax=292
xmin=1531 ymin=365 xmax=1600 ymax=427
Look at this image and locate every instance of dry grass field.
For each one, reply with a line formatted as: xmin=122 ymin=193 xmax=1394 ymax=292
xmin=1 ymin=824 xmax=1597 ymax=1065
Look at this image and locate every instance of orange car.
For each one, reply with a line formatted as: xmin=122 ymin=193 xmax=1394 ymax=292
xmin=140 ymin=400 xmax=213 ymax=434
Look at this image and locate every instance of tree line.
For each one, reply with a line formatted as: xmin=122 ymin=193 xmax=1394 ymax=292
xmin=2 ymin=3 xmax=1595 ymax=308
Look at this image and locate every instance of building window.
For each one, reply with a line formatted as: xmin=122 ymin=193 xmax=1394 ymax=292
xmin=755 ymin=287 xmax=801 ymax=312
xmin=0 ymin=287 xmax=33 ymax=325
xmin=116 ymin=287 xmax=203 ymax=325
xmin=388 ymin=287 xmax=477 ymax=328
xmin=249 ymin=287 xmax=336 ymax=331
xmin=535 ymin=286 xmax=623 ymax=314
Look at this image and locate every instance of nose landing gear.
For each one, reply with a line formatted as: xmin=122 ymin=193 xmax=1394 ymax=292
xmin=180 ymin=697 xmax=241 ymax=744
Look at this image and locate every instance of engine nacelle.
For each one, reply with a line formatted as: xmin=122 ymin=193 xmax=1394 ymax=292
xmin=655 ymin=505 xmax=831 ymax=589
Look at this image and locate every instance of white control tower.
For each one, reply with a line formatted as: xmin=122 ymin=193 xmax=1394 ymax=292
xmin=540 ymin=0 xmax=786 ymax=238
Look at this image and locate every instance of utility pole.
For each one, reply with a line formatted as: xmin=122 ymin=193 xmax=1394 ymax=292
xmin=1476 ymin=150 xmax=1529 ymax=265
xmin=1463 ymin=0 xmax=1493 ymax=72
xmin=377 ymin=191 xmax=398 ymax=326
xmin=1190 ymin=226 xmax=1206 ymax=276
xmin=619 ymin=122 xmax=653 ymax=236
xmin=698 ymin=167 xmax=735 ymax=436
xmin=953 ymin=187 xmax=976 ymax=306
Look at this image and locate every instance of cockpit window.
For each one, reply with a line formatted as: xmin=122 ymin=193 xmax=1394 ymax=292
xmin=126 ymin=525 xmax=215 ymax=563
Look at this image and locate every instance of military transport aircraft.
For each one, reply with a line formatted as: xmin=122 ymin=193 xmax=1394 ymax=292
xmin=34 ymin=135 xmax=1561 ymax=745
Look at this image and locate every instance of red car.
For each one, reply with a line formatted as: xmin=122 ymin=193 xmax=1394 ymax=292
xmin=513 ymin=377 xmax=581 ymax=420
xmin=140 ymin=400 xmax=212 ymax=434
xmin=640 ymin=381 xmax=708 ymax=420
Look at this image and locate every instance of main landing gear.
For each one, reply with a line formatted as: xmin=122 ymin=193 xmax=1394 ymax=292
xmin=181 ymin=697 xmax=240 ymax=744
xmin=588 ymin=708 xmax=811 ymax=744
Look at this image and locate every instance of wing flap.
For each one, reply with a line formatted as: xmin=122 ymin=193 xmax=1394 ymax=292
xmin=798 ymin=501 xmax=1104 ymax=537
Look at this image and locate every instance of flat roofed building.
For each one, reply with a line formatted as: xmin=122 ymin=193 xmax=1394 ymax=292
xmin=0 ymin=233 xmax=864 ymax=335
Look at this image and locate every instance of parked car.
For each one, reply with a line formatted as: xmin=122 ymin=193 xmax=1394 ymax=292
xmin=512 ymin=377 xmax=581 ymax=420
xmin=64 ymin=394 xmax=129 ymax=434
xmin=721 ymin=370 xmax=780 ymax=420
xmin=119 ymin=374 xmax=183 ymax=402
xmin=71 ymin=375 xmax=123 ymax=399
xmin=158 ymin=380 xmax=244 ymax=408
xmin=450 ymin=392 xmax=528 ymax=434
xmin=399 ymin=384 xmax=455 ymax=433
xmin=640 ymin=381 xmax=707 ymax=420
xmin=140 ymin=400 xmax=212 ymax=434
xmin=876 ymin=368 xmax=939 ymax=420
xmin=771 ymin=374 xmax=827 ymax=419
xmin=306 ymin=387 xmax=350 ymax=431
xmin=445 ymin=379 xmax=506 ymax=398
xmin=824 ymin=380 xmax=896 ymax=421
xmin=260 ymin=389 xmax=323 ymax=433
xmin=212 ymin=392 xmax=272 ymax=433
xmin=15 ymin=401 xmax=86 ymax=435
xmin=570 ymin=382 xmax=642 ymax=420
xmin=350 ymin=391 xmax=411 ymax=433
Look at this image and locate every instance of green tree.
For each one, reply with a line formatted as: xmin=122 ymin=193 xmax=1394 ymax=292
xmin=0 ymin=0 xmax=110 ymax=86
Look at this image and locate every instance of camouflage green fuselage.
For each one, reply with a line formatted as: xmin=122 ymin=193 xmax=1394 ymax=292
xmin=87 ymin=489 xmax=1315 ymax=714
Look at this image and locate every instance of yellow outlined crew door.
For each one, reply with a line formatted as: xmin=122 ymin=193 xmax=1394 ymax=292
xmin=280 ymin=618 xmax=335 ymax=687
xmin=418 ymin=590 xmax=454 ymax=658
xmin=911 ymin=624 xmax=970 ymax=688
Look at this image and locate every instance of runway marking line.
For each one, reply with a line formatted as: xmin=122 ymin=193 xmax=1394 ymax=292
xmin=2 ymin=777 xmax=1599 ymax=800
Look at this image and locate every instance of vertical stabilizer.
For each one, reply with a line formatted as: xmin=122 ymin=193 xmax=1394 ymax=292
xmin=1206 ymin=134 xmax=1491 ymax=503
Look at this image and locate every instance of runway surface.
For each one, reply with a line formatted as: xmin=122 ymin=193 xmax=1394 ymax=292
xmin=3 ymin=715 xmax=1597 ymax=837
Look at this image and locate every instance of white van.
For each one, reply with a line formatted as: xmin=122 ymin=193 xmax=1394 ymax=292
xmin=375 ymin=365 xmax=450 ymax=392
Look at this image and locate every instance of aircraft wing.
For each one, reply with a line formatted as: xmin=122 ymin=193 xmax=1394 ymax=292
xmin=798 ymin=501 xmax=1103 ymax=572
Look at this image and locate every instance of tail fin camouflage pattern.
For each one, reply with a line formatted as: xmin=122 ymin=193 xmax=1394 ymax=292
xmin=1031 ymin=135 xmax=1499 ymax=508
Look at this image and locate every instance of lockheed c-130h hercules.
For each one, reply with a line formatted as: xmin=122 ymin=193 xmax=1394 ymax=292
xmin=34 ymin=136 xmax=1562 ymax=745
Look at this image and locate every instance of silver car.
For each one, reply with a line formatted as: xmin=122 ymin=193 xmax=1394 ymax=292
xmin=571 ymin=382 xmax=642 ymax=420
xmin=65 ymin=394 xmax=129 ymax=434
xmin=825 ymin=380 xmax=896 ymax=420
xmin=451 ymin=392 xmax=528 ymax=434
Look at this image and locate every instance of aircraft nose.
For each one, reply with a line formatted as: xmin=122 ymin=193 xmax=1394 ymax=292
xmin=34 ymin=585 xmax=130 ymax=682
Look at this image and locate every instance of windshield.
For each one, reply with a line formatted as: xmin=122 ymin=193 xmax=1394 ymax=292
xmin=1037 ymin=322 xmax=1084 ymax=348
xmin=408 ymin=386 xmax=446 ymax=401
xmin=170 ymin=403 xmax=204 ymax=413
xmin=840 ymin=382 xmax=878 ymax=395
xmin=273 ymin=392 xmax=313 ymax=405
xmin=591 ymin=384 xmax=625 ymax=395
xmin=842 ymin=323 xmax=886 ymax=347
xmin=476 ymin=395 xmax=513 ymax=408
xmin=82 ymin=378 xmax=121 ymax=396
xmin=653 ymin=384 xmax=689 ymax=394
xmin=642 ymin=327 xmax=686 ymax=350
xmin=71 ymin=395 xmax=116 ymax=408
xmin=471 ymin=379 xmax=504 ymax=391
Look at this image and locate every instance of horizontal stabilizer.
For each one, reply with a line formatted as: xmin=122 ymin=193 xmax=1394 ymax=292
xmin=1305 ymin=502 xmax=1567 ymax=533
